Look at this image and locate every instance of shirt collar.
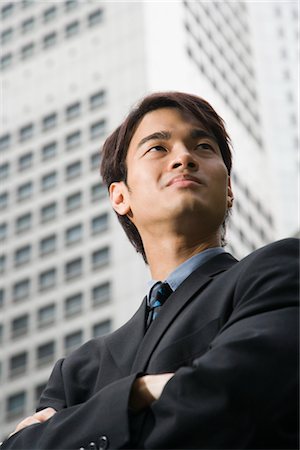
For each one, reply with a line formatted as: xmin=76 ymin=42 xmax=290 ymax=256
xmin=148 ymin=247 xmax=225 ymax=298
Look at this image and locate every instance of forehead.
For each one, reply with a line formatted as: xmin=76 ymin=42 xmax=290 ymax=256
xmin=132 ymin=108 xmax=209 ymax=140
xmin=129 ymin=107 xmax=211 ymax=145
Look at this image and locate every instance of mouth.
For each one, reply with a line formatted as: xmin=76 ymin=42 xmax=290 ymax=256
xmin=166 ymin=175 xmax=203 ymax=187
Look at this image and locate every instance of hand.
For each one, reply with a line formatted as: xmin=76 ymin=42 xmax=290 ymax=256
xmin=9 ymin=407 xmax=56 ymax=437
xmin=130 ymin=373 xmax=174 ymax=412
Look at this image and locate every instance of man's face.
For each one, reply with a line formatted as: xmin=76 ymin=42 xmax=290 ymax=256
xmin=110 ymin=107 xmax=233 ymax=240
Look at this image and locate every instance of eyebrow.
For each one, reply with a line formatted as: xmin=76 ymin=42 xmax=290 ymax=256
xmin=137 ymin=128 xmax=217 ymax=148
xmin=137 ymin=131 xmax=171 ymax=148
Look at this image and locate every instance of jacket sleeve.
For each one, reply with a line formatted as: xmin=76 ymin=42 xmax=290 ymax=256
xmin=136 ymin=239 xmax=299 ymax=449
xmin=1 ymin=360 xmax=138 ymax=450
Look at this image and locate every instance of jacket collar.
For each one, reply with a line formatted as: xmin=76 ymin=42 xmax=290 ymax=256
xmin=130 ymin=252 xmax=237 ymax=373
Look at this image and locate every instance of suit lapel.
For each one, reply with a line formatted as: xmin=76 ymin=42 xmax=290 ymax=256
xmin=131 ymin=252 xmax=237 ymax=373
xmin=105 ymin=297 xmax=147 ymax=376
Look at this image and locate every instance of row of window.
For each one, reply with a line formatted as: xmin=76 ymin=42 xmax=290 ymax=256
xmin=0 ymin=208 xmax=108 ymax=243
xmin=0 ymin=270 xmax=110 ymax=310
xmin=231 ymin=172 xmax=273 ymax=226
xmin=0 ymin=217 xmax=108 ymax=274
xmin=0 ymin=180 xmax=107 ymax=211
xmin=0 ymin=150 xmax=101 ymax=183
xmin=2 ymin=0 xmax=79 ymax=21
xmin=0 ymin=246 xmax=110 ymax=291
xmin=1 ymin=117 xmax=105 ymax=151
xmin=186 ymin=45 xmax=263 ymax=148
xmin=0 ymin=285 xmax=111 ymax=346
xmin=184 ymin=18 xmax=260 ymax=125
xmin=2 ymin=1 xmax=84 ymax=44
xmin=4 ymin=320 xmax=111 ymax=420
xmin=229 ymin=220 xmax=259 ymax=252
xmin=1 ymin=8 xmax=103 ymax=70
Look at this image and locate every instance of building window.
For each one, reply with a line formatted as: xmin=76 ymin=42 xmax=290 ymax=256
xmin=6 ymin=392 xmax=26 ymax=420
xmin=91 ymin=213 xmax=108 ymax=235
xmin=16 ymin=212 xmax=31 ymax=233
xmin=37 ymin=341 xmax=55 ymax=366
xmin=65 ymin=258 xmax=82 ymax=279
xmin=92 ymin=320 xmax=111 ymax=338
xmin=40 ymin=234 xmax=56 ymax=256
xmin=90 ymin=90 xmax=106 ymax=109
xmin=66 ymin=101 xmax=81 ymax=120
xmin=0 ymin=289 xmax=4 ymax=308
xmin=65 ymin=293 xmax=82 ymax=317
xmin=0 ymin=133 xmax=10 ymax=151
xmin=0 ymin=162 xmax=9 ymax=180
xmin=22 ymin=0 xmax=34 ymax=8
xmin=92 ymin=281 xmax=110 ymax=306
xmin=21 ymin=17 xmax=35 ymax=33
xmin=1 ymin=3 xmax=14 ymax=19
xmin=41 ymin=202 xmax=57 ymax=222
xmin=43 ymin=32 xmax=57 ymax=49
xmin=65 ymin=0 xmax=78 ymax=11
xmin=66 ymin=130 xmax=81 ymax=149
xmin=14 ymin=245 xmax=31 ymax=266
xmin=18 ymin=152 xmax=33 ymax=171
xmin=88 ymin=9 xmax=103 ymax=27
xmin=37 ymin=304 xmax=56 ymax=328
xmin=66 ymin=191 xmax=82 ymax=212
xmin=43 ymin=6 xmax=56 ymax=22
xmin=42 ymin=113 xmax=57 ymax=131
xmin=0 ymin=53 xmax=12 ymax=70
xmin=11 ymin=314 xmax=29 ymax=338
xmin=0 ymin=222 xmax=7 ymax=240
xmin=42 ymin=141 xmax=57 ymax=160
xmin=66 ymin=161 xmax=81 ymax=180
xmin=17 ymin=181 xmax=33 ymax=201
xmin=90 ymin=119 xmax=106 ymax=140
xmin=19 ymin=123 xmax=34 ymax=141
xmin=90 ymin=151 xmax=101 ymax=170
xmin=0 ymin=255 xmax=6 ymax=273
xmin=65 ymin=224 xmax=82 ymax=245
xmin=13 ymin=279 xmax=30 ymax=301
xmin=1 ymin=28 xmax=13 ymax=44
xmin=10 ymin=352 xmax=27 ymax=377
xmin=0 ymin=191 xmax=8 ymax=209
xmin=64 ymin=330 xmax=82 ymax=355
xmin=21 ymin=42 xmax=35 ymax=60
xmin=39 ymin=268 xmax=56 ymax=291
xmin=91 ymin=183 xmax=106 ymax=202
xmin=41 ymin=171 xmax=57 ymax=191
xmin=92 ymin=247 xmax=109 ymax=269
xmin=65 ymin=21 xmax=80 ymax=38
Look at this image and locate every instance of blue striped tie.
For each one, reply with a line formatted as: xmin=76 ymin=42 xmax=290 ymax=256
xmin=147 ymin=282 xmax=173 ymax=328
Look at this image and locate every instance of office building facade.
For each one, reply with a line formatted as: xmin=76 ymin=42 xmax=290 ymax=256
xmin=0 ymin=0 xmax=297 ymax=439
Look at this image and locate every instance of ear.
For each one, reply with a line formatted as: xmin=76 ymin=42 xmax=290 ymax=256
xmin=109 ymin=181 xmax=131 ymax=216
xmin=227 ymin=177 xmax=234 ymax=209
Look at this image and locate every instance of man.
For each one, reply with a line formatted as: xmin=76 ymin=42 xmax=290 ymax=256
xmin=2 ymin=92 xmax=298 ymax=449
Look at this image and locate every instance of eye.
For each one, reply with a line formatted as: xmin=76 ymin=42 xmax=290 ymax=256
xmin=147 ymin=145 xmax=167 ymax=153
xmin=196 ymin=142 xmax=215 ymax=152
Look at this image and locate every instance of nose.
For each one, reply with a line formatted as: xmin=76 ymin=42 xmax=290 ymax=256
xmin=169 ymin=148 xmax=198 ymax=171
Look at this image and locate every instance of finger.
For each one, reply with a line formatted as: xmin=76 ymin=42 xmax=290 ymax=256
xmin=11 ymin=416 xmax=41 ymax=436
xmin=33 ymin=407 xmax=56 ymax=422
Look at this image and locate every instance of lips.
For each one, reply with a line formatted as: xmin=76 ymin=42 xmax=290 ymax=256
xmin=166 ymin=174 xmax=203 ymax=187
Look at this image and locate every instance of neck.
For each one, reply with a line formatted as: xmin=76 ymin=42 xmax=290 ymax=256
xmin=144 ymin=231 xmax=221 ymax=280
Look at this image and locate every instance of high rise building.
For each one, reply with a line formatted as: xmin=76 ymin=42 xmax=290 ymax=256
xmin=0 ymin=0 xmax=297 ymax=439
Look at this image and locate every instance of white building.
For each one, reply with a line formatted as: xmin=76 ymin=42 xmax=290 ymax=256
xmin=0 ymin=0 xmax=297 ymax=440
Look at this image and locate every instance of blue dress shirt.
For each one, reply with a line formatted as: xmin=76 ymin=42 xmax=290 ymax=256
xmin=147 ymin=247 xmax=225 ymax=303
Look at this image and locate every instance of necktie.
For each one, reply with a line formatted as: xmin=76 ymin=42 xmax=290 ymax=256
xmin=146 ymin=281 xmax=173 ymax=328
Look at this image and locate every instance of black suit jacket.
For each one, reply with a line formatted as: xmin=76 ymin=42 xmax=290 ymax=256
xmin=2 ymin=238 xmax=298 ymax=450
